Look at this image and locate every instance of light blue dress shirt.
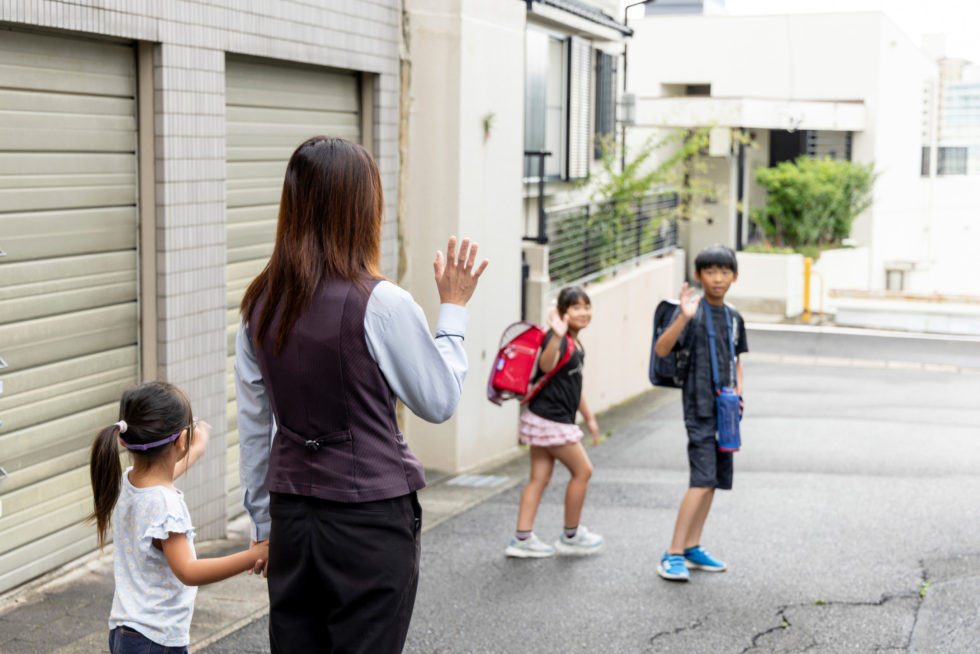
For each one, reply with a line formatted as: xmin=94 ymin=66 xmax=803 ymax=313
xmin=234 ymin=280 xmax=469 ymax=542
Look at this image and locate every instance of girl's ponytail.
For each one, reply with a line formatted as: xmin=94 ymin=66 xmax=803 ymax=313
xmin=88 ymin=423 xmax=123 ymax=550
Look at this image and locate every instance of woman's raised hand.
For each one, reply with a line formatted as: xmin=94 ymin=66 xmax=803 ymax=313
xmin=434 ymin=236 xmax=489 ymax=307
xmin=679 ymin=281 xmax=701 ymax=319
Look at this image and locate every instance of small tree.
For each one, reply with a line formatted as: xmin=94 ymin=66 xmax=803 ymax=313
xmin=751 ymin=156 xmax=875 ymax=249
xmin=582 ymin=128 xmax=714 ymax=268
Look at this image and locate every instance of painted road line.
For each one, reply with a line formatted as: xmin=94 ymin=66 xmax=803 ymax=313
xmin=746 ymin=323 xmax=980 ymax=343
xmin=747 ymin=351 xmax=980 ymax=375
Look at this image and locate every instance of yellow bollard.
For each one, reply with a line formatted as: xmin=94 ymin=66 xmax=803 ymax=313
xmin=802 ymin=256 xmax=812 ymax=323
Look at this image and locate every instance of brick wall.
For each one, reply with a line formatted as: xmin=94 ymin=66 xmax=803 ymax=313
xmin=0 ymin=0 xmax=401 ymax=538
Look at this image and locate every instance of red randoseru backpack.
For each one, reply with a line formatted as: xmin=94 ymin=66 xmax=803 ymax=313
xmin=487 ymin=321 xmax=574 ymax=406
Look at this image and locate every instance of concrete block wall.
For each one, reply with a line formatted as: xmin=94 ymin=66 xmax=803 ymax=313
xmin=0 ymin=0 xmax=401 ymax=539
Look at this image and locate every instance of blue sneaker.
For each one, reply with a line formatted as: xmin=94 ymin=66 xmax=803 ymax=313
xmin=683 ymin=545 xmax=727 ymax=572
xmin=657 ymin=552 xmax=690 ymax=581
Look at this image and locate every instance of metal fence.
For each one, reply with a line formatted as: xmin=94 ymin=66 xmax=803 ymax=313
xmin=540 ymin=193 xmax=679 ymax=290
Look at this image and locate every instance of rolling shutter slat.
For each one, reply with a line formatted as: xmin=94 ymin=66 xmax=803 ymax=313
xmin=224 ymin=57 xmax=361 ymax=516
xmin=0 ymin=30 xmax=138 ymax=594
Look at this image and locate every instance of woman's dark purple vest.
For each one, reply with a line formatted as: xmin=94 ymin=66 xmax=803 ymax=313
xmin=249 ymin=278 xmax=426 ymax=503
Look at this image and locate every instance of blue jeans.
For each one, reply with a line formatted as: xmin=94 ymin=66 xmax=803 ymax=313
xmin=109 ymin=626 xmax=188 ymax=654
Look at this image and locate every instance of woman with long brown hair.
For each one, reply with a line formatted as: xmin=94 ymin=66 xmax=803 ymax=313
xmin=235 ymin=136 xmax=487 ymax=653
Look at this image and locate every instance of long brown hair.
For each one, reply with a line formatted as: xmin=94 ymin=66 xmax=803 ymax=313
xmin=241 ymin=136 xmax=384 ymax=354
xmin=88 ymin=382 xmax=193 ymax=550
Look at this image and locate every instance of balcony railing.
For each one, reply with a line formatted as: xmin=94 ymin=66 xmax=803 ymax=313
xmin=539 ymin=192 xmax=679 ymax=290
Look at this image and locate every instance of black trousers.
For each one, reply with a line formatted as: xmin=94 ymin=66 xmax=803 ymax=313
xmin=268 ymin=491 xmax=422 ymax=654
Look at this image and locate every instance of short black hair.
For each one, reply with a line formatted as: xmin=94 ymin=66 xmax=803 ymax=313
xmin=694 ymin=244 xmax=738 ymax=274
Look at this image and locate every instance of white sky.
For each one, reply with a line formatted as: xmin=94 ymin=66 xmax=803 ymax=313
xmin=633 ymin=0 xmax=980 ymax=63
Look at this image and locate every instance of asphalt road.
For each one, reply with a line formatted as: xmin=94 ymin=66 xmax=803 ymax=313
xmin=202 ymin=327 xmax=980 ymax=653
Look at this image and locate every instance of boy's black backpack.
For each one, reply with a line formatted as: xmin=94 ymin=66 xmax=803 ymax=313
xmin=648 ymin=299 xmax=697 ymax=388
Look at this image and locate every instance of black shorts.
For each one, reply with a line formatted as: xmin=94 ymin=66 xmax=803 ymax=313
xmin=685 ymin=416 xmax=733 ymax=490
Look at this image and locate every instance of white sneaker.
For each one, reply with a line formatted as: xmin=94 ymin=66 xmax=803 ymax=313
xmin=554 ymin=525 xmax=604 ymax=556
xmin=504 ymin=533 xmax=555 ymax=558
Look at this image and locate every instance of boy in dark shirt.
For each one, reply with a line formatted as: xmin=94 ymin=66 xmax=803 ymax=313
xmin=653 ymin=245 xmax=748 ymax=581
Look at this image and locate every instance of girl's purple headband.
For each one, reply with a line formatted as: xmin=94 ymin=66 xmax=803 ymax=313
xmin=116 ymin=420 xmax=183 ymax=451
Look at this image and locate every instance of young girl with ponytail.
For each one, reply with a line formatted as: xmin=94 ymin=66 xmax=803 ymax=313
xmin=89 ymin=381 xmax=268 ymax=654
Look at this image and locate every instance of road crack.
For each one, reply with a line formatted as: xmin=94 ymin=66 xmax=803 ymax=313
xmin=647 ymin=616 xmax=705 ymax=649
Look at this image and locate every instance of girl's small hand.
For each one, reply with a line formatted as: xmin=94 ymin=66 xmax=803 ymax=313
xmin=587 ymin=417 xmax=600 ymax=446
xmin=679 ymin=282 xmax=701 ymax=319
xmin=192 ymin=420 xmax=211 ymax=451
xmin=547 ymin=307 xmax=569 ymax=337
xmin=249 ymin=539 xmax=269 ymax=578
xmin=174 ymin=419 xmax=212 ymax=481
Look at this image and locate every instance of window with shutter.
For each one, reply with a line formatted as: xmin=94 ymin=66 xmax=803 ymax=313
xmin=524 ymin=27 xmax=571 ymax=180
xmin=594 ymin=51 xmax=617 ymax=160
xmin=566 ymin=37 xmax=591 ymax=180
xmin=524 ymin=27 xmax=597 ymax=181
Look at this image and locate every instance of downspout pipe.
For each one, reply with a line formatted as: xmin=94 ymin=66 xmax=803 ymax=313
xmin=736 ymin=133 xmax=745 ymax=251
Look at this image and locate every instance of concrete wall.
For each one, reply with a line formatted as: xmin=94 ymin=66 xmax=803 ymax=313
xmin=577 ymin=252 xmax=685 ymax=414
xmin=812 ymin=247 xmax=871 ymax=313
xmin=726 ymin=252 xmax=804 ymax=317
xmin=728 ymin=248 xmax=873 ymax=318
xmin=0 ymin=0 xmax=401 ymax=539
xmin=833 ymin=293 xmax=980 ymax=336
xmin=402 ymin=0 xmax=525 ymax=472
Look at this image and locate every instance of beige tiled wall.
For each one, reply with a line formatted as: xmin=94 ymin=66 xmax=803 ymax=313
xmin=0 ymin=0 xmax=401 ymax=538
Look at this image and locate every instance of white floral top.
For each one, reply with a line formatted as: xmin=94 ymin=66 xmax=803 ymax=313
xmin=108 ymin=467 xmax=197 ymax=647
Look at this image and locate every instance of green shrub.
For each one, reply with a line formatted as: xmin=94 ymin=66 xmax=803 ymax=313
xmin=751 ymin=156 xmax=874 ymax=249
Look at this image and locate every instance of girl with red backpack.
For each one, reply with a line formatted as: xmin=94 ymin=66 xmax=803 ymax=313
xmin=505 ymin=286 xmax=604 ymax=558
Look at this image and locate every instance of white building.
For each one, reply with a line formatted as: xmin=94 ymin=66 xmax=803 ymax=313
xmin=917 ymin=54 xmax=980 ymax=295
xmin=625 ymin=5 xmax=968 ymax=296
xmin=400 ymin=0 xmax=654 ymax=474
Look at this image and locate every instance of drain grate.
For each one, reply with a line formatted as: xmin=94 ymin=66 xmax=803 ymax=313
xmin=445 ymin=474 xmax=510 ymax=488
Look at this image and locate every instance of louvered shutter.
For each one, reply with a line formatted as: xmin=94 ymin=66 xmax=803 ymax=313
xmin=806 ymin=130 xmax=853 ymax=161
xmin=224 ymin=57 xmax=361 ymax=517
xmin=0 ymin=29 xmax=138 ymax=593
xmin=566 ymin=36 xmax=592 ymax=180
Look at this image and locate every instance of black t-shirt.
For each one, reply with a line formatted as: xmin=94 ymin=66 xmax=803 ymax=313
xmin=527 ymin=331 xmax=584 ymax=424
xmin=680 ymin=302 xmax=748 ymax=420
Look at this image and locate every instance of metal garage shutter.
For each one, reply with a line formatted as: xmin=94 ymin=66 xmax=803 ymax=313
xmin=0 ymin=29 xmax=138 ymax=593
xmin=225 ymin=57 xmax=361 ymax=517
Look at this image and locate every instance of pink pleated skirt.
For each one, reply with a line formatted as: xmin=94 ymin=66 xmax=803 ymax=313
xmin=519 ymin=409 xmax=583 ymax=447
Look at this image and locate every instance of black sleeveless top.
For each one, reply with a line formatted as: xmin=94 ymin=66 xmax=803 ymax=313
xmin=526 ymin=331 xmax=584 ymax=424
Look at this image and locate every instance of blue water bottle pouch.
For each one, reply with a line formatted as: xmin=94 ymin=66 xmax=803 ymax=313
xmin=716 ymin=387 xmax=741 ymax=453
xmin=704 ymin=304 xmax=742 ymax=453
